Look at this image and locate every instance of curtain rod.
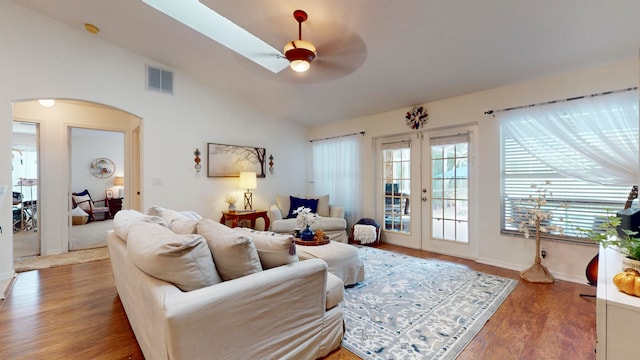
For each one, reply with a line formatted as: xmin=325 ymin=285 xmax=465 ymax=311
xmin=310 ymin=131 xmax=365 ymax=142
xmin=484 ymin=87 xmax=638 ymax=116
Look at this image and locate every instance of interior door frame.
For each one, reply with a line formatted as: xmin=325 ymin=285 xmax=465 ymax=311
xmin=420 ymin=124 xmax=479 ymax=260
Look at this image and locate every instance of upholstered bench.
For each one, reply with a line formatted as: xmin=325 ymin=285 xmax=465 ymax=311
xmin=296 ymin=241 xmax=364 ymax=286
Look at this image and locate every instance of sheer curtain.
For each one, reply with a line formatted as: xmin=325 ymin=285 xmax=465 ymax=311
xmin=499 ymin=90 xmax=638 ymax=186
xmin=312 ymin=135 xmax=362 ymax=228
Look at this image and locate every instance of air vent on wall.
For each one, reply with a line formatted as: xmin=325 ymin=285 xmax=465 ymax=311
xmin=146 ymin=65 xmax=173 ymax=94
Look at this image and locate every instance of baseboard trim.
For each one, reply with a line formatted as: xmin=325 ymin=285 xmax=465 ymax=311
xmin=476 ymin=257 xmax=587 ymax=284
xmin=0 ymin=273 xmax=17 ymax=300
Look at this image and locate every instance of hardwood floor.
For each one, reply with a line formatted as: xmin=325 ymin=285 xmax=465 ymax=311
xmin=0 ymin=244 xmax=596 ymax=360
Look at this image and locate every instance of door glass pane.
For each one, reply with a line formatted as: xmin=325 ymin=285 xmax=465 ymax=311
xmin=382 ymin=145 xmax=411 ymax=234
xmin=431 ymin=136 xmax=469 ymax=243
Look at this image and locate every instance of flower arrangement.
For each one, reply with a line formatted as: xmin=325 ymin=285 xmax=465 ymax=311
xmin=224 ymin=193 xmax=237 ymax=206
xmin=293 ymin=206 xmax=318 ymax=229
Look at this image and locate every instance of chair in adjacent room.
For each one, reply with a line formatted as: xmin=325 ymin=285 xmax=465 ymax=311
xmin=72 ymin=189 xmax=111 ymax=221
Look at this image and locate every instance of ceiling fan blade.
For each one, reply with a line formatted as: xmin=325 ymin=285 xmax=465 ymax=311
xmin=142 ymin=0 xmax=289 ymax=73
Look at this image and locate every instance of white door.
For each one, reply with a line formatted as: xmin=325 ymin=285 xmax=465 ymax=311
xmin=376 ymin=127 xmax=476 ymax=257
xmin=421 ymin=128 xmax=476 ymax=259
xmin=376 ymin=135 xmax=422 ymax=249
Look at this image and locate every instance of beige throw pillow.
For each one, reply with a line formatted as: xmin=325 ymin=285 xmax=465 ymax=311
xmin=72 ymin=194 xmax=93 ymax=212
xmin=309 ymin=194 xmax=330 ymax=217
xmin=127 ymin=221 xmax=221 ymax=291
xmin=235 ymin=228 xmax=299 ymax=269
xmin=196 ymin=219 xmax=263 ymax=281
xmin=275 ymin=195 xmax=292 ymax=217
xmin=113 ymin=209 xmax=168 ymax=242
xmin=148 ymin=205 xmax=198 ymax=234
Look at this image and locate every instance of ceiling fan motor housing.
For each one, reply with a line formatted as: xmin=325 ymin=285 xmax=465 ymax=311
xmin=284 ymin=40 xmax=316 ymax=63
xmin=284 ymin=9 xmax=316 ymax=72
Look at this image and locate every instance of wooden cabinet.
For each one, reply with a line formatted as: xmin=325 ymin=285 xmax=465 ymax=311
xmin=106 ymin=197 xmax=123 ymax=218
xmin=596 ymin=246 xmax=640 ymax=359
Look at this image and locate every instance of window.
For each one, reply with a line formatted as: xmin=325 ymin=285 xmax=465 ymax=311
xmin=500 ymin=90 xmax=639 ymax=242
xmin=312 ymin=135 xmax=361 ymax=227
xmin=431 ymin=135 xmax=469 ymax=243
xmin=382 ymin=140 xmax=411 ymax=233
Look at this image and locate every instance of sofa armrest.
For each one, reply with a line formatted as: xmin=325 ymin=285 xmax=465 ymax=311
xmin=269 ymin=204 xmax=284 ymax=222
xmin=329 ymin=206 xmax=344 ymax=219
xmin=164 ymin=259 xmax=330 ymax=359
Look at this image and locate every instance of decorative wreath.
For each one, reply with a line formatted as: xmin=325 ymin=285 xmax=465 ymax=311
xmin=405 ymin=106 xmax=428 ymax=129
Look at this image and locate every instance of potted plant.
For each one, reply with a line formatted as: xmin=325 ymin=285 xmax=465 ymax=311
xmin=583 ymin=213 xmax=640 ymax=271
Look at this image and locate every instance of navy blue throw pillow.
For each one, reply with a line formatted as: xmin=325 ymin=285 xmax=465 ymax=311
xmin=286 ymin=196 xmax=319 ymax=219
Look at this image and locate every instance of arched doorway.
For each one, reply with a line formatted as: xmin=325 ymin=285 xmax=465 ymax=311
xmin=12 ymin=99 xmax=141 ymax=258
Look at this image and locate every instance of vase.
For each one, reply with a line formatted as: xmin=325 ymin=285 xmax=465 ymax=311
xmin=228 ymin=204 xmax=236 ymax=213
xmin=300 ymin=225 xmax=314 ymax=241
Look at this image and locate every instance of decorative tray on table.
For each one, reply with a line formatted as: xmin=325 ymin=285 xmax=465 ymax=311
xmin=294 ymin=236 xmax=330 ymax=246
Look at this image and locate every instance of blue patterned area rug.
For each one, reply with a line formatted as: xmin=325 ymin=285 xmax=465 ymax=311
xmin=342 ymin=246 xmax=518 ymax=359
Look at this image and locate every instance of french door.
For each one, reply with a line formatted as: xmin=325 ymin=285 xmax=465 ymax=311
xmin=377 ymin=126 xmax=476 ymax=259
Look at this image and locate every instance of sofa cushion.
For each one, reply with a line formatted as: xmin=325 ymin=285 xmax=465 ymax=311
xmin=113 ymin=209 xmax=168 ymax=242
xmin=235 ymin=228 xmax=299 ymax=269
xmin=196 ymin=219 xmax=263 ymax=281
xmin=309 ymin=195 xmax=330 ymax=217
xmin=326 ymin=273 xmax=345 ymax=310
xmin=287 ymin=196 xmax=319 ymax=218
xmin=72 ymin=194 xmax=93 ymax=212
xmin=127 ymin=221 xmax=221 ymax=291
xmin=275 ymin=195 xmax=292 ymax=217
xmin=148 ymin=205 xmax=198 ymax=234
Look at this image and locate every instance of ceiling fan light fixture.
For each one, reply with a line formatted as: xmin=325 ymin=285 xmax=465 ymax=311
xmin=284 ymin=10 xmax=316 ymax=73
xmin=284 ymin=40 xmax=316 ymax=72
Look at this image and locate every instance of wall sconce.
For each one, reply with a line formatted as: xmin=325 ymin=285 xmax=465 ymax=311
xmin=238 ymin=171 xmax=257 ymax=210
xmin=269 ymin=154 xmax=274 ymax=174
xmin=194 ymin=148 xmax=202 ymax=172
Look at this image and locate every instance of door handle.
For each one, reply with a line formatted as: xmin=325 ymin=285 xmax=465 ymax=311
xmin=422 ymin=197 xmax=428 ymax=202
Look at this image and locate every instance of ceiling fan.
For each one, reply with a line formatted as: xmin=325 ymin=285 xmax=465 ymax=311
xmin=142 ymin=0 xmax=365 ymax=79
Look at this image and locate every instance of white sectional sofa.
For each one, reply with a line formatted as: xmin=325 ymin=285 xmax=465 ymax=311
xmin=269 ymin=195 xmax=348 ymax=243
xmin=108 ymin=208 xmax=344 ymax=360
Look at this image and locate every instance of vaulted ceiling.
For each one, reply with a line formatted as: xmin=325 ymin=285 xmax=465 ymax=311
xmin=15 ymin=0 xmax=640 ymax=125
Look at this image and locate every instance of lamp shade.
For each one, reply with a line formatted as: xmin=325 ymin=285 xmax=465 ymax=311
xmin=113 ymin=176 xmax=125 ymax=186
xmin=238 ymin=172 xmax=257 ymax=190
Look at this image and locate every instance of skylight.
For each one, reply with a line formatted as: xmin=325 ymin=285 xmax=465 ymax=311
xmin=142 ymin=0 xmax=289 ymax=73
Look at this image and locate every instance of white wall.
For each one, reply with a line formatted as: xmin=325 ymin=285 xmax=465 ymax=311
xmin=310 ymin=58 xmax=639 ymax=283
xmin=0 ymin=1 xmax=309 ymax=281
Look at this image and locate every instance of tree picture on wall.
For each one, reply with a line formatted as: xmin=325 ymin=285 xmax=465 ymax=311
xmin=207 ymin=143 xmax=266 ymax=178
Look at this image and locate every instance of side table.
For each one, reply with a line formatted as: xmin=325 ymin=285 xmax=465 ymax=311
xmin=106 ymin=197 xmax=123 ymax=219
xmin=220 ymin=210 xmax=270 ymax=230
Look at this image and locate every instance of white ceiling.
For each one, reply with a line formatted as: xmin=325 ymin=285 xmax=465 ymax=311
xmin=15 ymin=0 xmax=640 ymax=126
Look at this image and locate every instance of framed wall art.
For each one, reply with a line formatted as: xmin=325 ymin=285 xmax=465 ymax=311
xmin=207 ymin=143 xmax=267 ymax=178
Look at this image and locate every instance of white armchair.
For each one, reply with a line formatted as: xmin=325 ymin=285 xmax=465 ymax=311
xmin=269 ymin=195 xmax=348 ymax=243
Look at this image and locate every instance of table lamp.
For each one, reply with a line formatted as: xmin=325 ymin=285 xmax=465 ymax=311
xmin=113 ymin=176 xmax=125 ymax=198
xmin=238 ymin=172 xmax=257 ymax=210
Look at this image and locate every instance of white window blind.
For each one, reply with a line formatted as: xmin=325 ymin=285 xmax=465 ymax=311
xmin=500 ymin=89 xmax=639 ymax=242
